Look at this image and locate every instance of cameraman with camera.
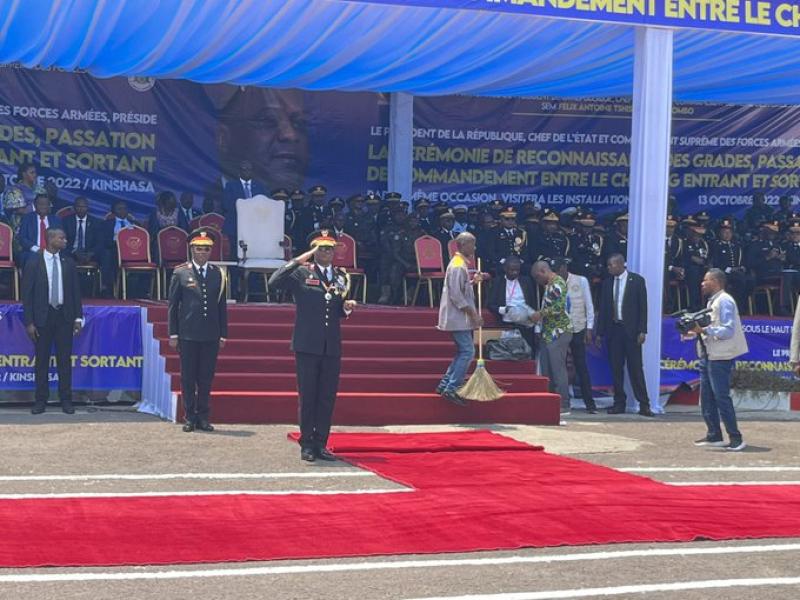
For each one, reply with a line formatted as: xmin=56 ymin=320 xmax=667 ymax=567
xmin=685 ymin=268 xmax=748 ymax=452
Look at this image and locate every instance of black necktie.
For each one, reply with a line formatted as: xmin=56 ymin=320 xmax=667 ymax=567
xmin=77 ymin=220 xmax=85 ymax=250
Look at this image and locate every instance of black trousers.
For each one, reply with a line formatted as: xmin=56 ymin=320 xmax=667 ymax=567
xmin=608 ymin=322 xmax=650 ymax=411
xmin=685 ymin=264 xmax=707 ymax=311
xmin=569 ymin=329 xmax=595 ymax=410
xmin=726 ymin=270 xmax=753 ymax=314
xmin=295 ymin=351 xmax=341 ymax=450
xmin=179 ymin=339 xmax=220 ymax=424
xmin=34 ymin=306 xmax=74 ymax=405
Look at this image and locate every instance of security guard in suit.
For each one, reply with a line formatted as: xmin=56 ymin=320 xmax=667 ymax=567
xmin=168 ymin=229 xmax=228 ymax=432
xmin=268 ymin=230 xmax=357 ymax=462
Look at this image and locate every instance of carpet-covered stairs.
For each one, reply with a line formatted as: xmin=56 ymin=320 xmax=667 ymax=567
xmin=146 ymin=304 xmax=560 ymax=425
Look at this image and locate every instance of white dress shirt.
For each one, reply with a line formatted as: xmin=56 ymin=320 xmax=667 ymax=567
xmin=31 ymin=215 xmax=50 ymax=253
xmin=240 ymin=178 xmax=253 ymax=198
xmin=613 ymin=269 xmax=629 ymax=321
xmin=74 ymin=217 xmax=87 ymax=251
xmin=501 ymin=277 xmax=526 ymax=314
xmin=43 ymin=249 xmax=63 ymax=307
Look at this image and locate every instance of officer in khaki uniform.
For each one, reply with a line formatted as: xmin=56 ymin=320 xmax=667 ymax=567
xmin=268 ymin=231 xmax=357 ymax=462
xmin=168 ymin=229 xmax=228 ymax=432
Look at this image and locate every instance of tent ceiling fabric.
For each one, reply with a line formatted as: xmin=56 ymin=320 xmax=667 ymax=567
xmin=3 ymin=0 xmax=799 ymax=103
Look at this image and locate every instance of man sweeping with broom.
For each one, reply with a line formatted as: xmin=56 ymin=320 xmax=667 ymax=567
xmin=436 ymin=232 xmax=493 ymax=406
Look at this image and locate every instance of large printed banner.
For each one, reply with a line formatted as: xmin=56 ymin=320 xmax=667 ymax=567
xmin=586 ymin=316 xmax=793 ymax=390
xmin=0 ymin=304 xmax=142 ymax=391
xmin=337 ymin=0 xmax=800 ymax=37
xmin=3 ymin=67 xmax=800 ymax=218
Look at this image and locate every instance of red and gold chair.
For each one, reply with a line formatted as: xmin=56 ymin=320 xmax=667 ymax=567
xmin=333 ymin=233 xmax=367 ymax=303
xmin=117 ymin=225 xmax=160 ymax=300
xmin=0 ymin=222 xmax=19 ymax=300
xmin=157 ymin=226 xmax=189 ymax=298
xmin=404 ymin=235 xmax=445 ymax=307
xmin=198 ymin=212 xmax=225 ymax=231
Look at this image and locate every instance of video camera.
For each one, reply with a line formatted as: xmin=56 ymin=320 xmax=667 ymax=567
xmin=674 ymin=308 xmax=712 ymax=335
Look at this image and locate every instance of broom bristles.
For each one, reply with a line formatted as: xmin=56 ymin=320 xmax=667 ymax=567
xmin=458 ymin=359 xmax=504 ymax=402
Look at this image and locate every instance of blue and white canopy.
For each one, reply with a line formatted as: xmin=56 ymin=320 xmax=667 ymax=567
xmin=2 ymin=0 xmax=799 ymax=102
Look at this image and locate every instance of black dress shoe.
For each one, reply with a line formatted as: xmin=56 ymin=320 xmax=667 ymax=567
xmin=31 ymin=403 xmax=46 ymax=415
xmin=62 ymin=404 xmax=75 ymax=414
xmin=301 ymin=448 xmax=316 ymax=462
xmin=197 ymin=421 xmax=215 ymax=432
xmin=182 ymin=422 xmax=195 ymax=432
xmin=315 ymin=448 xmax=337 ymax=461
xmin=638 ymin=408 xmax=655 ymax=417
xmin=586 ymin=407 xmax=598 ymax=415
xmin=443 ymin=390 xmax=467 ymax=407
xmin=607 ymin=406 xmax=626 ymax=414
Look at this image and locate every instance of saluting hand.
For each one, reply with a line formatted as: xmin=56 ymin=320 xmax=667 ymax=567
xmin=295 ymin=246 xmax=319 ymax=264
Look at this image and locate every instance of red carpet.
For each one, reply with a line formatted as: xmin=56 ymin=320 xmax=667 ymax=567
xmin=3 ymin=431 xmax=800 ymax=567
xmin=146 ymin=303 xmax=561 ymax=425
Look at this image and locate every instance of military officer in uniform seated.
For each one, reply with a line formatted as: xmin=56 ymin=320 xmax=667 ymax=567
xmin=781 ymin=219 xmax=800 ymax=313
xmin=603 ymin=213 xmax=628 ymax=260
xmin=663 ymin=214 xmax=685 ymax=313
xmin=268 ymin=230 xmax=357 ymax=462
xmin=432 ymin=210 xmax=458 ymax=269
xmin=569 ymin=210 xmax=603 ymax=279
xmin=682 ymin=217 xmax=710 ymax=311
xmin=534 ymin=208 xmax=569 ymax=263
xmin=711 ymin=217 xmax=751 ymax=311
xmin=168 ymin=229 xmax=228 ymax=433
xmin=746 ymin=219 xmax=788 ymax=314
xmin=491 ymin=206 xmax=527 ymax=273
xmin=413 ymin=198 xmax=434 ymax=233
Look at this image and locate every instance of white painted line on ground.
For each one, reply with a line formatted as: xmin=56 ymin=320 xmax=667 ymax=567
xmin=0 ymin=472 xmax=372 ymax=482
xmin=401 ymin=578 xmax=800 ymax=600
xmin=1 ymin=542 xmax=799 ymax=583
xmin=667 ymin=481 xmax=800 ymax=486
xmin=0 ymin=488 xmax=410 ymax=500
xmin=623 ymin=467 xmax=800 ymax=473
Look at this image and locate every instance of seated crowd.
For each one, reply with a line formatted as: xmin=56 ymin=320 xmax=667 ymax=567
xmin=1 ymin=160 xmax=798 ymax=315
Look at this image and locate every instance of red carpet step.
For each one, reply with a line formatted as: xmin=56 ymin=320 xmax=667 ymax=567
xmin=146 ymin=303 xmax=559 ymax=425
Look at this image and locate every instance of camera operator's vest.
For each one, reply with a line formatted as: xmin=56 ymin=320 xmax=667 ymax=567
xmin=700 ymin=291 xmax=748 ymax=360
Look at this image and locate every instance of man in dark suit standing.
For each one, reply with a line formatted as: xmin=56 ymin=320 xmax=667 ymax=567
xmin=269 ymin=230 xmax=357 ymax=462
xmin=487 ymin=255 xmax=537 ymax=356
xmin=21 ymin=227 xmax=83 ymax=414
xmin=177 ymin=192 xmax=203 ymax=232
xmin=222 ymin=159 xmax=267 ymax=246
xmin=18 ymin=193 xmax=63 ymax=266
xmin=596 ymin=253 xmax=654 ymax=416
xmin=168 ymin=229 xmax=228 ymax=432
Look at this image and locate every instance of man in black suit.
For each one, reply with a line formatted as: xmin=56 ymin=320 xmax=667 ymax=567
xmin=177 ymin=192 xmax=203 ymax=232
xmin=487 ymin=255 xmax=537 ymax=356
xmin=98 ymin=199 xmax=137 ymax=297
xmin=21 ymin=227 xmax=83 ymax=414
xmin=595 ymin=253 xmax=653 ymax=416
xmin=222 ymin=159 xmax=267 ymax=245
xmin=63 ymin=197 xmax=101 ymax=261
xmin=168 ymin=229 xmax=228 ymax=432
xmin=17 ymin=193 xmax=63 ymax=266
xmin=268 ymin=230 xmax=357 ymax=462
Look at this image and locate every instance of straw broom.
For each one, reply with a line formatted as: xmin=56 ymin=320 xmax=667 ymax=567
xmin=458 ymin=258 xmax=505 ymax=401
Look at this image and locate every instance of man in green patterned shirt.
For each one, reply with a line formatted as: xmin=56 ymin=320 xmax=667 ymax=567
xmin=531 ymin=260 xmax=573 ymax=414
